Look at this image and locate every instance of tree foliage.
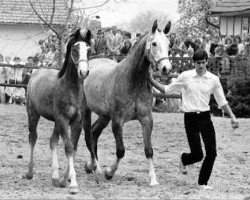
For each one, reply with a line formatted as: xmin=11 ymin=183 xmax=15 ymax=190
xmin=127 ymin=10 xmax=170 ymax=34
xmin=176 ymin=0 xmax=219 ymax=38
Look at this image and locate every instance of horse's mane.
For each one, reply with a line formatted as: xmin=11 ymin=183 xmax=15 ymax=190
xmin=123 ymin=31 xmax=151 ymax=89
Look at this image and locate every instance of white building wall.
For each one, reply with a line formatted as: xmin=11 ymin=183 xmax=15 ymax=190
xmin=0 ymin=24 xmax=49 ymax=62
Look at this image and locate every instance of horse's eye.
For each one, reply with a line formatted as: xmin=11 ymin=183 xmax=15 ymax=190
xmin=152 ymin=42 xmax=157 ymax=47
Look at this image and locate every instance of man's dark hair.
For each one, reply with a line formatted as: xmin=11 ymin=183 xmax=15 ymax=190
xmin=192 ymin=49 xmax=208 ymax=62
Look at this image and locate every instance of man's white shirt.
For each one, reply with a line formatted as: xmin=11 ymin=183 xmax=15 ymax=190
xmin=164 ymin=69 xmax=228 ymax=112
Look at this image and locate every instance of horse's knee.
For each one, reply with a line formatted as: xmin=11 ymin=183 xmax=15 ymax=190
xmin=50 ymin=134 xmax=59 ymax=150
xmin=145 ymin=147 xmax=153 ymax=159
xmin=64 ymin=142 xmax=74 ymax=156
xmin=28 ymin=131 xmax=37 ymax=147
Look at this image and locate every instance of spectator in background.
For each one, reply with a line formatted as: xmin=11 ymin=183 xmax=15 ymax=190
xmin=210 ymin=35 xmax=220 ymax=57
xmin=214 ymin=45 xmax=225 ymax=57
xmin=0 ymin=54 xmax=6 ymax=103
xmin=106 ymin=28 xmax=116 ymax=57
xmin=183 ymin=46 xmax=194 ymax=58
xmin=43 ymin=44 xmax=60 ymax=68
xmin=194 ymin=38 xmax=202 ymax=52
xmin=183 ymin=34 xmax=196 ymax=52
xmin=4 ymin=56 xmax=15 ymax=103
xmin=226 ymin=43 xmax=238 ymax=56
xmin=22 ymin=56 xmax=34 ymax=85
xmin=203 ymin=34 xmax=212 ymax=57
xmin=234 ymin=35 xmax=245 ymax=55
xmin=94 ymin=29 xmax=107 ymax=55
xmin=131 ymin=33 xmax=142 ymax=48
xmin=11 ymin=57 xmax=25 ymax=105
xmin=114 ymin=29 xmax=124 ymax=55
xmin=37 ymin=40 xmax=48 ymax=62
xmin=169 ymin=33 xmax=177 ymax=49
xmin=224 ymin=36 xmax=233 ymax=49
xmin=120 ymin=31 xmax=132 ymax=56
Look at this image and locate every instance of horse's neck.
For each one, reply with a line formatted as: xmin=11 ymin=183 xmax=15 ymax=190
xmin=63 ymin=61 xmax=81 ymax=87
xmin=123 ymin=42 xmax=151 ymax=90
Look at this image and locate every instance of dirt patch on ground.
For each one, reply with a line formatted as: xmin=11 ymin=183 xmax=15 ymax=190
xmin=0 ymin=104 xmax=249 ymax=199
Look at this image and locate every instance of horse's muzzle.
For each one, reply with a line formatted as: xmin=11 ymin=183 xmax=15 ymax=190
xmin=80 ymin=69 xmax=89 ymax=79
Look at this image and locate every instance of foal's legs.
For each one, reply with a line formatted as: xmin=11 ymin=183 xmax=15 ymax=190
xmin=55 ymin=118 xmax=79 ymax=194
xmin=50 ymin=126 xmax=60 ymax=186
xmin=104 ymin=118 xmax=124 ymax=180
xmin=26 ymin=110 xmax=40 ymax=179
xmin=85 ymin=115 xmax=110 ymax=173
xmin=138 ymin=114 xmax=159 ymax=186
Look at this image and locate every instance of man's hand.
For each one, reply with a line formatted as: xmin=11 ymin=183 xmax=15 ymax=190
xmin=148 ymin=68 xmax=154 ymax=83
xmin=231 ymin=118 xmax=239 ymax=129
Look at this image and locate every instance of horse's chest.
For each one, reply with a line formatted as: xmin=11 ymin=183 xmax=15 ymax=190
xmin=57 ymin=96 xmax=84 ymax=120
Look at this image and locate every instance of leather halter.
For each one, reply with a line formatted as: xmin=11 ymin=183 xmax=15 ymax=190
xmin=71 ymin=49 xmax=88 ymax=65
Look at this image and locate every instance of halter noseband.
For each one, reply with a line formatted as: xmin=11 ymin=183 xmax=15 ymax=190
xmin=71 ymin=51 xmax=88 ymax=65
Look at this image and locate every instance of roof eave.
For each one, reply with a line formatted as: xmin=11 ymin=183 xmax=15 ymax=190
xmin=207 ymin=10 xmax=250 ymax=17
xmin=0 ymin=21 xmax=65 ymax=27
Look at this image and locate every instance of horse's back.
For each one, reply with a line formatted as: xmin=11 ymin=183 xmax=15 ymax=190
xmin=89 ymin=58 xmax=116 ymax=72
xmin=27 ymin=68 xmax=58 ymax=120
xmin=84 ymin=58 xmax=117 ymax=116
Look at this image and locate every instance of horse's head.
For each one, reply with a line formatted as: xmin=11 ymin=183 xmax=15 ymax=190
xmin=69 ymin=28 xmax=92 ymax=79
xmin=146 ymin=20 xmax=172 ymax=75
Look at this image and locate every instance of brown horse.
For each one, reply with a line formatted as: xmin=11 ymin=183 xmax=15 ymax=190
xmin=25 ymin=29 xmax=94 ymax=194
xmin=84 ymin=20 xmax=172 ymax=186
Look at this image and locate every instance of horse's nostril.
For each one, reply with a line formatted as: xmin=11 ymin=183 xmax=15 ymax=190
xmin=86 ymin=70 xmax=89 ymax=77
xmin=162 ymin=66 xmax=167 ymax=73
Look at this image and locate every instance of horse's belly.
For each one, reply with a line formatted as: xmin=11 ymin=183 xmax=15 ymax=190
xmin=27 ymin=69 xmax=57 ymax=121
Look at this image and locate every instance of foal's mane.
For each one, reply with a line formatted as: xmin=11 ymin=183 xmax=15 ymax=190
xmin=58 ymin=29 xmax=90 ymax=78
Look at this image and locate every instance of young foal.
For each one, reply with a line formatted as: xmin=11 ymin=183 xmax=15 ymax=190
xmin=84 ymin=20 xmax=172 ymax=186
xmin=25 ymin=29 xmax=91 ymax=194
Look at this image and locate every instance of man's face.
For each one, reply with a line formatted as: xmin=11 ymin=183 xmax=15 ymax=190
xmin=194 ymin=59 xmax=207 ymax=75
xmin=97 ymin=33 xmax=102 ymax=38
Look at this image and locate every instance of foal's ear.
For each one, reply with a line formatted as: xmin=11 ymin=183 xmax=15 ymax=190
xmin=164 ymin=21 xmax=171 ymax=34
xmin=152 ymin=20 xmax=158 ymax=33
xmin=72 ymin=28 xmax=81 ymax=38
xmin=85 ymin=30 xmax=92 ymax=44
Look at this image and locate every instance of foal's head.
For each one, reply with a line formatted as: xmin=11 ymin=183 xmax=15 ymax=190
xmin=59 ymin=28 xmax=92 ymax=79
xmin=146 ymin=20 xmax=172 ymax=75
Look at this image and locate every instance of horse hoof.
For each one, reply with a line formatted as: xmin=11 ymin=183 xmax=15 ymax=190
xmin=25 ymin=172 xmax=33 ymax=180
xmin=52 ymin=178 xmax=60 ymax=187
xmin=85 ymin=162 xmax=93 ymax=174
xmin=104 ymin=168 xmax=113 ymax=180
xmin=69 ymin=186 xmax=79 ymax=194
xmin=59 ymin=179 xmax=67 ymax=188
xmin=150 ymin=180 xmax=159 ymax=186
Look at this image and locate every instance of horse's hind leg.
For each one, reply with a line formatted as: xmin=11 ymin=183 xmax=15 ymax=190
xmin=26 ymin=110 xmax=40 ymax=179
xmin=50 ymin=126 xmax=60 ymax=187
xmin=104 ymin=118 xmax=124 ymax=180
xmin=85 ymin=115 xmax=110 ymax=173
xmin=138 ymin=114 xmax=159 ymax=186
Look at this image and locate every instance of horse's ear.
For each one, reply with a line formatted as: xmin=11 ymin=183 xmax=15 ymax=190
xmin=152 ymin=20 xmax=158 ymax=33
xmin=164 ymin=21 xmax=171 ymax=34
xmin=85 ymin=30 xmax=92 ymax=43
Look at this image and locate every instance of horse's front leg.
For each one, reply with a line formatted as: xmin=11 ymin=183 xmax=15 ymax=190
xmin=50 ymin=126 xmax=60 ymax=187
xmin=56 ymin=118 xmax=79 ymax=194
xmin=138 ymin=114 xmax=159 ymax=186
xmin=105 ymin=118 xmax=124 ymax=180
